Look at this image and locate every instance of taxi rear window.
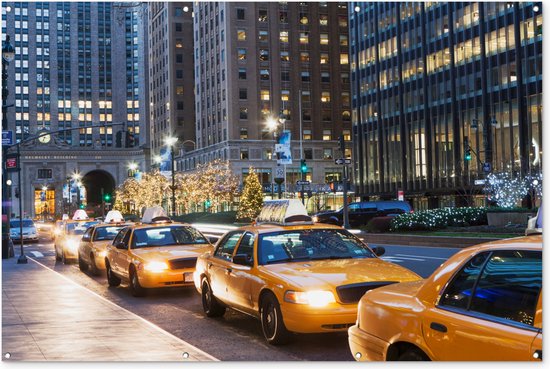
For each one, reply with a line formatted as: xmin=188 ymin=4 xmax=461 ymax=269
xmin=132 ymin=226 xmax=208 ymax=248
xmin=258 ymin=229 xmax=375 ymax=265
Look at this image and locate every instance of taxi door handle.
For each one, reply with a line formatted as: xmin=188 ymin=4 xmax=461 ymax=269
xmin=430 ymin=322 xmax=447 ymax=333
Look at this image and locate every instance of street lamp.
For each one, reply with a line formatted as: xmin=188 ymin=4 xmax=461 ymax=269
xmin=164 ymin=136 xmax=178 ymax=217
xmin=2 ymin=34 xmax=15 ymax=260
xmin=267 ymin=115 xmax=286 ymax=199
xmin=71 ymin=172 xmax=82 ymax=210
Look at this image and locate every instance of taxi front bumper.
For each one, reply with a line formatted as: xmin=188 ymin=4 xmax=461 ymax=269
xmin=348 ymin=324 xmax=389 ymax=361
xmin=281 ymin=302 xmax=358 ymax=334
xmin=137 ymin=268 xmax=196 ymax=289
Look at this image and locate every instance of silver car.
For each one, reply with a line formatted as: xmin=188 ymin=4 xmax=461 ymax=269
xmin=10 ymin=219 xmax=39 ymax=242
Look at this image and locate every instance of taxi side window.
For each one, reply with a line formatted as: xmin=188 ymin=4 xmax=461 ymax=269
xmin=214 ymin=232 xmax=244 ymax=261
xmin=234 ymin=232 xmax=255 ymax=263
xmin=81 ymin=228 xmax=93 ymax=242
xmin=112 ymin=227 xmax=129 ymax=246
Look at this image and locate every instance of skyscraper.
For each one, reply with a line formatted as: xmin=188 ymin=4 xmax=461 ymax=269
xmin=349 ymin=2 xmax=542 ymax=209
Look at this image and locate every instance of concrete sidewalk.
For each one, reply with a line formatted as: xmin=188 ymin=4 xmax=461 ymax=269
xmin=2 ymin=256 xmax=217 ymax=362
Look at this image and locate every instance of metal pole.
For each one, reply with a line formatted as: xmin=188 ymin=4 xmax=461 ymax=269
xmin=171 ymin=145 xmax=176 ymax=217
xmin=16 ymin=144 xmax=26 ymax=264
xmin=340 ymin=135 xmax=350 ymax=229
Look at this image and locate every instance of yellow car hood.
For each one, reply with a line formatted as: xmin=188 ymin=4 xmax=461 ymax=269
xmin=262 ymin=258 xmax=421 ymax=289
xmin=131 ymin=245 xmax=211 ymax=261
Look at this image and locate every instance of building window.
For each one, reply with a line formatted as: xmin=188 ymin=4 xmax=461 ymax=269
xmin=300 ymin=52 xmax=310 ymax=62
xmin=262 ymin=148 xmax=273 ymax=160
xmin=237 ymin=29 xmax=246 ymax=41
xmin=259 ymin=49 xmax=269 ymax=61
xmin=323 ymin=148 xmax=333 ymax=159
xmin=320 ymin=53 xmax=329 ymax=64
xmin=321 ymin=91 xmax=331 ymax=103
xmin=339 ymin=35 xmax=348 ymax=46
xmin=238 ymin=48 xmax=247 ymax=60
xmin=240 ymin=148 xmax=249 ymax=159
xmin=175 ymin=23 xmax=182 ymax=32
xmin=301 ymin=71 xmax=310 ymax=82
xmin=319 ymin=14 xmax=328 ymax=26
xmin=175 ymin=39 xmax=183 ymax=48
xmin=236 ymin=8 xmax=245 ymax=20
xmin=299 ymin=32 xmax=309 ymax=44
xmin=260 ymin=90 xmax=270 ymax=101
xmin=176 ymin=86 xmax=184 ymax=95
xmin=304 ymin=148 xmax=313 ymax=159
xmin=239 ymin=88 xmax=247 ymax=100
xmin=343 ymin=129 xmax=351 ymax=141
xmin=340 ymin=53 xmax=349 ymax=65
xmin=258 ymin=30 xmax=268 ymax=42
xmin=302 ymin=110 xmax=312 ymax=121
xmin=176 ymin=70 xmax=183 ymax=79
xmin=37 ymin=168 xmax=52 ymax=179
xmin=240 ymin=128 xmax=248 ymax=139
xmin=323 ymin=129 xmax=332 ymax=140
xmin=320 ymin=33 xmax=329 ymax=45
xmin=303 ymin=129 xmax=312 ymax=140
xmin=279 ymin=31 xmax=289 ymax=43
xmin=342 ymin=110 xmax=351 ymax=121
xmin=260 ymin=69 xmax=270 ymax=80
xmin=176 ymin=54 xmax=183 ymax=63
xmin=321 ymin=72 xmax=330 ymax=83
xmin=258 ymin=9 xmax=268 ymax=22
xmin=280 ymin=51 xmax=289 ymax=62
xmin=240 ymin=107 xmax=248 ymax=119
xmin=300 ymin=13 xmax=309 ymax=25
xmin=239 ymin=68 xmax=247 ymax=79
xmin=322 ymin=110 xmax=331 ymax=121
xmin=281 ymin=70 xmax=290 ymax=81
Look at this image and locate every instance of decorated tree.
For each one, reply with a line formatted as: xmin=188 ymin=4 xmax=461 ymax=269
xmin=485 ymin=171 xmax=529 ymax=208
xmin=114 ymin=170 xmax=169 ymax=215
xmin=237 ymin=167 xmax=264 ymax=221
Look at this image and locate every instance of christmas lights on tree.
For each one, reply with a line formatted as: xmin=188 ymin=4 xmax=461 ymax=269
xmin=485 ymin=172 xmax=530 ymax=208
xmin=237 ymin=167 xmax=264 ymax=221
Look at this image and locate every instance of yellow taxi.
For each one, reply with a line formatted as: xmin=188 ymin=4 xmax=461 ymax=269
xmin=193 ymin=199 xmax=421 ymax=345
xmin=104 ymin=206 xmax=214 ymax=297
xmin=78 ymin=210 xmax=130 ymax=275
xmin=348 ymin=234 xmax=542 ymax=361
xmin=54 ymin=210 xmax=98 ymax=264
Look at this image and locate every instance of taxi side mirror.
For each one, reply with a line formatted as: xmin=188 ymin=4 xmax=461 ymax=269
xmin=233 ymin=254 xmax=252 ymax=266
xmin=115 ymin=241 xmax=127 ymax=250
xmin=372 ymin=246 xmax=385 ymax=257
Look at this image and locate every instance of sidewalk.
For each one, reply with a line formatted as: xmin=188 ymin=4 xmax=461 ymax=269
xmin=2 ymin=256 xmax=218 ymax=362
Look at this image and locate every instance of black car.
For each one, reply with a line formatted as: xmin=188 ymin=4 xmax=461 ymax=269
xmin=313 ymin=201 xmax=412 ymax=227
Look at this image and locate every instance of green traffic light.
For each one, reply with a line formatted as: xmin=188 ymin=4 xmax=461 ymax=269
xmin=465 ymin=151 xmax=472 ymax=161
xmin=300 ymin=159 xmax=307 ymax=173
xmin=104 ymin=194 xmax=111 ymax=201
xmin=79 ymin=204 xmax=85 ymax=209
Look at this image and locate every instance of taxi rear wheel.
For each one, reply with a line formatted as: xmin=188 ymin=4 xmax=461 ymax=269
xmin=398 ymin=348 xmax=429 ymax=361
xmin=106 ymin=261 xmax=121 ymax=287
xmin=54 ymin=245 xmax=61 ymax=261
xmin=201 ymin=279 xmax=226 ymax=317
xmin=260 ymin=293 xmax=289 ymax=345
xmin=129 ymin=267 xmax=146 ymax=297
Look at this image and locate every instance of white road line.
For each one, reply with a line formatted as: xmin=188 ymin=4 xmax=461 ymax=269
xmin=380 ymin=257 xmax=404 ymax=263
xmin=29 ymin=251 xmax=44 ymax=258
xmin=394 ymin=253 xmax=448 ymax=261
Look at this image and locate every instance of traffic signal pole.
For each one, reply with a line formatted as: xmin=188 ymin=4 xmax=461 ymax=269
xmin=340 ymin=135 xmax=350 ymax=229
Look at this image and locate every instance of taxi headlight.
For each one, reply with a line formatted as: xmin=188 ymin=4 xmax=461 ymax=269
xmin=53 ymin=229 xmax=61 ymax=236
xmin=312 ymin=216 xmax=319 ymax=223
xmin=66 ymin=239 xmax=79 ymax=252
xmin=143 ymin=261 xmax=169 ymax=273
xmin=97 ymin=250 xmax=107 ymax=258
xmin=284 ymin=290 xmax=336 ymax=307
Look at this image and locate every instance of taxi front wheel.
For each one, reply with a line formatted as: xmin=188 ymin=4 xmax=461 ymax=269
xmin=129 ymin=267 xmax=146 ymax=297
xmin=106 ymin=261 xmax=121 ymax=287
xmin=397 ymin=348 xmax=429 ymax=361
xmin=78 ymin=254 xmax=88 ymax=272
xmin=201 ymin=279 xmax=226 ymax=317
xmin=260 ymin=293 xmax=289 ymax=345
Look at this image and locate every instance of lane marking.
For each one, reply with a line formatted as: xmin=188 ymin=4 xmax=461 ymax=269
xmin=29 ymin=251 xmax=44 ymax=258
xmin=27 ymin=257 xmax=219 ymax=361
xmin=380 ymin=257 xmax=404 ymax=263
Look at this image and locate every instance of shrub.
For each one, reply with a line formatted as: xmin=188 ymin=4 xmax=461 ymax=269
xmin=365 ymin=216 xmax=393 ymax=233
xmin=390 ymin=207 xmax=488 ymax=232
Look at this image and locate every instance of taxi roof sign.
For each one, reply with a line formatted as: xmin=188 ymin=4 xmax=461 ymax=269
xmin=256 ymin=199 xmax=312 ymax=225
xmin=104 ymin=210 xmax=125 ymax=223
xmin=141 ymin=206 xmax=171 ymax=224
xmin=72 ymin=209 xmax=89 ymax=220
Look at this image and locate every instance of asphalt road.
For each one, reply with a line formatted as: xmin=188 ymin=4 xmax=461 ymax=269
xmin=15 ymin=231 xmax=460 ymax=361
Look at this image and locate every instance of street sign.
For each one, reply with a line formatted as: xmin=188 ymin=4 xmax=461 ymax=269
xmin=397 ymin=190 xmax=404 ymax=201
xmin=474 ymin=179 xmax=485 ymax=185
xmin=334 ymin=158 xmax=351 ymax=165
xmin=482 ymin=162 xmax=492 ymax=173
xmin=2 ymin=130 xmax=13 ymax=146
xmin=296 ymin=180 xmax=310 ymax=186
xmin=274 ymin=167 xmax=284 ymax=180
xmin=5 ymin=153 xmax=19 ymax=172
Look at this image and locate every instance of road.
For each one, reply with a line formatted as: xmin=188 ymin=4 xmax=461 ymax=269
xmin=15 ymin=231 xmax=460 ymax=361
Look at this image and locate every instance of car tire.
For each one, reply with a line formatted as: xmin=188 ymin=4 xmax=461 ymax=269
xmin=62 ymin=251 xmax=70 ymax=265
xmin=78 ymin=254 xmax=88 ymax=272
xmin=89 ymin=254 xmax=99 ymax=276
xmin=106 ymin=261 xmax=121 ymax=287
xmin=201 ymin=279 xmax=226 ymax=317
xmin=260 ymin=293 xmax=289 ymax=345
xmin=129 ymin=267 xmax=146 ymax=297
xmin=398 ymin=348 xmax=428 ymax=361
xmin=54 ymin=245 xmax=61 ymax=261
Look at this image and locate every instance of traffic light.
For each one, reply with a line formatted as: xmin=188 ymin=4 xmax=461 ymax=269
xmin=300 ymin=159 xmax=307 ymax=174
xmin=125 ymin=131 xmax=135 ymax=148
xmin=339 ymin=134 xmax=345 ymax=153
xmin=104 ymin=193 xmax=111 ymax=202
xmin=116 ymin=131 xmax=122 ymax=148
xmin=79 ymin=204 xmax=85 ymax=209
xmin=464 ymin=137 xmax=471 ymax=161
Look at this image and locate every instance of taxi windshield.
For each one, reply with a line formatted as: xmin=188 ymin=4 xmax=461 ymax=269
xmin=10 ymin=220 xmax=34 ymax=228
xmin=66 ymin=221 xmax=98 ymax=235
xmin=132 ymin=226 xmax=208 ymax=248
xmin=258 ymin=229 xmax=376 ymax=265
xmin=93 ymin=225 xmax=125 ymax=241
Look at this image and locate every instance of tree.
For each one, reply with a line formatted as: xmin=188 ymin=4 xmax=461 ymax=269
xmin=485 ymin=171 xmax=529 ymax=208
xmin=237 ymin=167 xmax=264 ymax=221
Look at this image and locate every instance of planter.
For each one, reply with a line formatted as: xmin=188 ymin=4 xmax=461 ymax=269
xmin=487 ymin=212 xmax=534 ymax=226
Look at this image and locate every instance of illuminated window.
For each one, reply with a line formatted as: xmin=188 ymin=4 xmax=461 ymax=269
xmin=240 ymin=128 xmax=248 ymax=139
xmin=299 ymin=32 xmax=309 ymax=44
xmin=237 ymin=29 xmax=246 ymax=41
xmin=279 ymin=31 xmax=288 ymax=43
xmin=258 ymin=9 xmax=268 ymax=22
xmin=320 ymin=33 xmax=329 ymax=45
xmin=303 ymin=129 xmax=312 ymax=140
xmin=323 ymin=148 xmax=333 ymax=159
xmin=281 ymin=90 xmax=289 ymax=101
xmin=260 ymin=90 xmax=270 ymax=101
xmin=323 ymin=130 xmax=332 ymax=141
xmin=259 ymin=49 xmax=269 ymax=61
xmin=258 ymin=30 xmax=268 ymax=42
xmin=320 ymin=53 xmax=329 ymax=64
xmin=319 ymin=14 xmax=328 ymax=26
xmin=300 ymin=13 xmax=308 ymax=25
xmin=339 ymin=35 xmax=348 ymax=46
xmin=280 ymin=51 xmax=289 ymax=62
xmin=300 ymin=52 xmax=310 ymax=62
xmin=238 ymin=48 xmax=247 ymax=60
xmin=321 ymin=92 xmax=331 ymax=103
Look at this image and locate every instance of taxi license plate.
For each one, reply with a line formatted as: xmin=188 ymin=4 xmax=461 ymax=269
xmin=184 ymin=272 xmax=194 ymax=283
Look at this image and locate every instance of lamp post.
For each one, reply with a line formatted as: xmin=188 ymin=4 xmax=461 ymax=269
xmin=2 ymin=34 xmax=15 ymax=259
xmin=71 ymin=172 xmax=82 ymax=211
xmin=165 ymin=136 xmax=178 ymax=217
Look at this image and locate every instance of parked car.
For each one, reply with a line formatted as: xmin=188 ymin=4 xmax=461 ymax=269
xmin=348 ymin=234 xmax=542 ymax=361
xmin=9 ymin=219 xmax=39 ymax=243
xmin=194 ymin=199 xmax=421 ymax=345
xmin=104 ymin=206 xmax=213 ymax=297
xmin=313 ymin=201 xmax=413 ymax=227
xmin=50 ymin=220 xmax=65 ymax=240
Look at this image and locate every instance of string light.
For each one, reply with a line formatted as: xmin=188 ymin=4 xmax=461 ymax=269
xmin=237 ymin=167 xmax=264 ymax=221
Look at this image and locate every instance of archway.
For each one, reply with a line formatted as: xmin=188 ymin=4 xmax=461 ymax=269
xmin=81 ymin=170 xmax=116 ymax=207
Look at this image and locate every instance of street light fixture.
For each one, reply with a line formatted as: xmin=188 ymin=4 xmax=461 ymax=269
xmin=164 ymin=136 xmax=178 ymax=217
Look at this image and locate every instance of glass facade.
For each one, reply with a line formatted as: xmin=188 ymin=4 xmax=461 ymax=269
xmin=350 ymin=2 xmax=542 ymax=209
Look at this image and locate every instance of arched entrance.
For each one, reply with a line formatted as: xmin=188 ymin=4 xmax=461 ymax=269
xmin=81 ymin=170 xmax=116 ymax=215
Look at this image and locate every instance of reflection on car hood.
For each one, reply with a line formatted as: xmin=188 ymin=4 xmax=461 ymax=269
xmin=262 ymin=258 xmax=421 ymax=289
xmin=131 ymin=245 xmax=212 ymax=261
xmin=10 ymin=227 xmax=37 ymax=233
